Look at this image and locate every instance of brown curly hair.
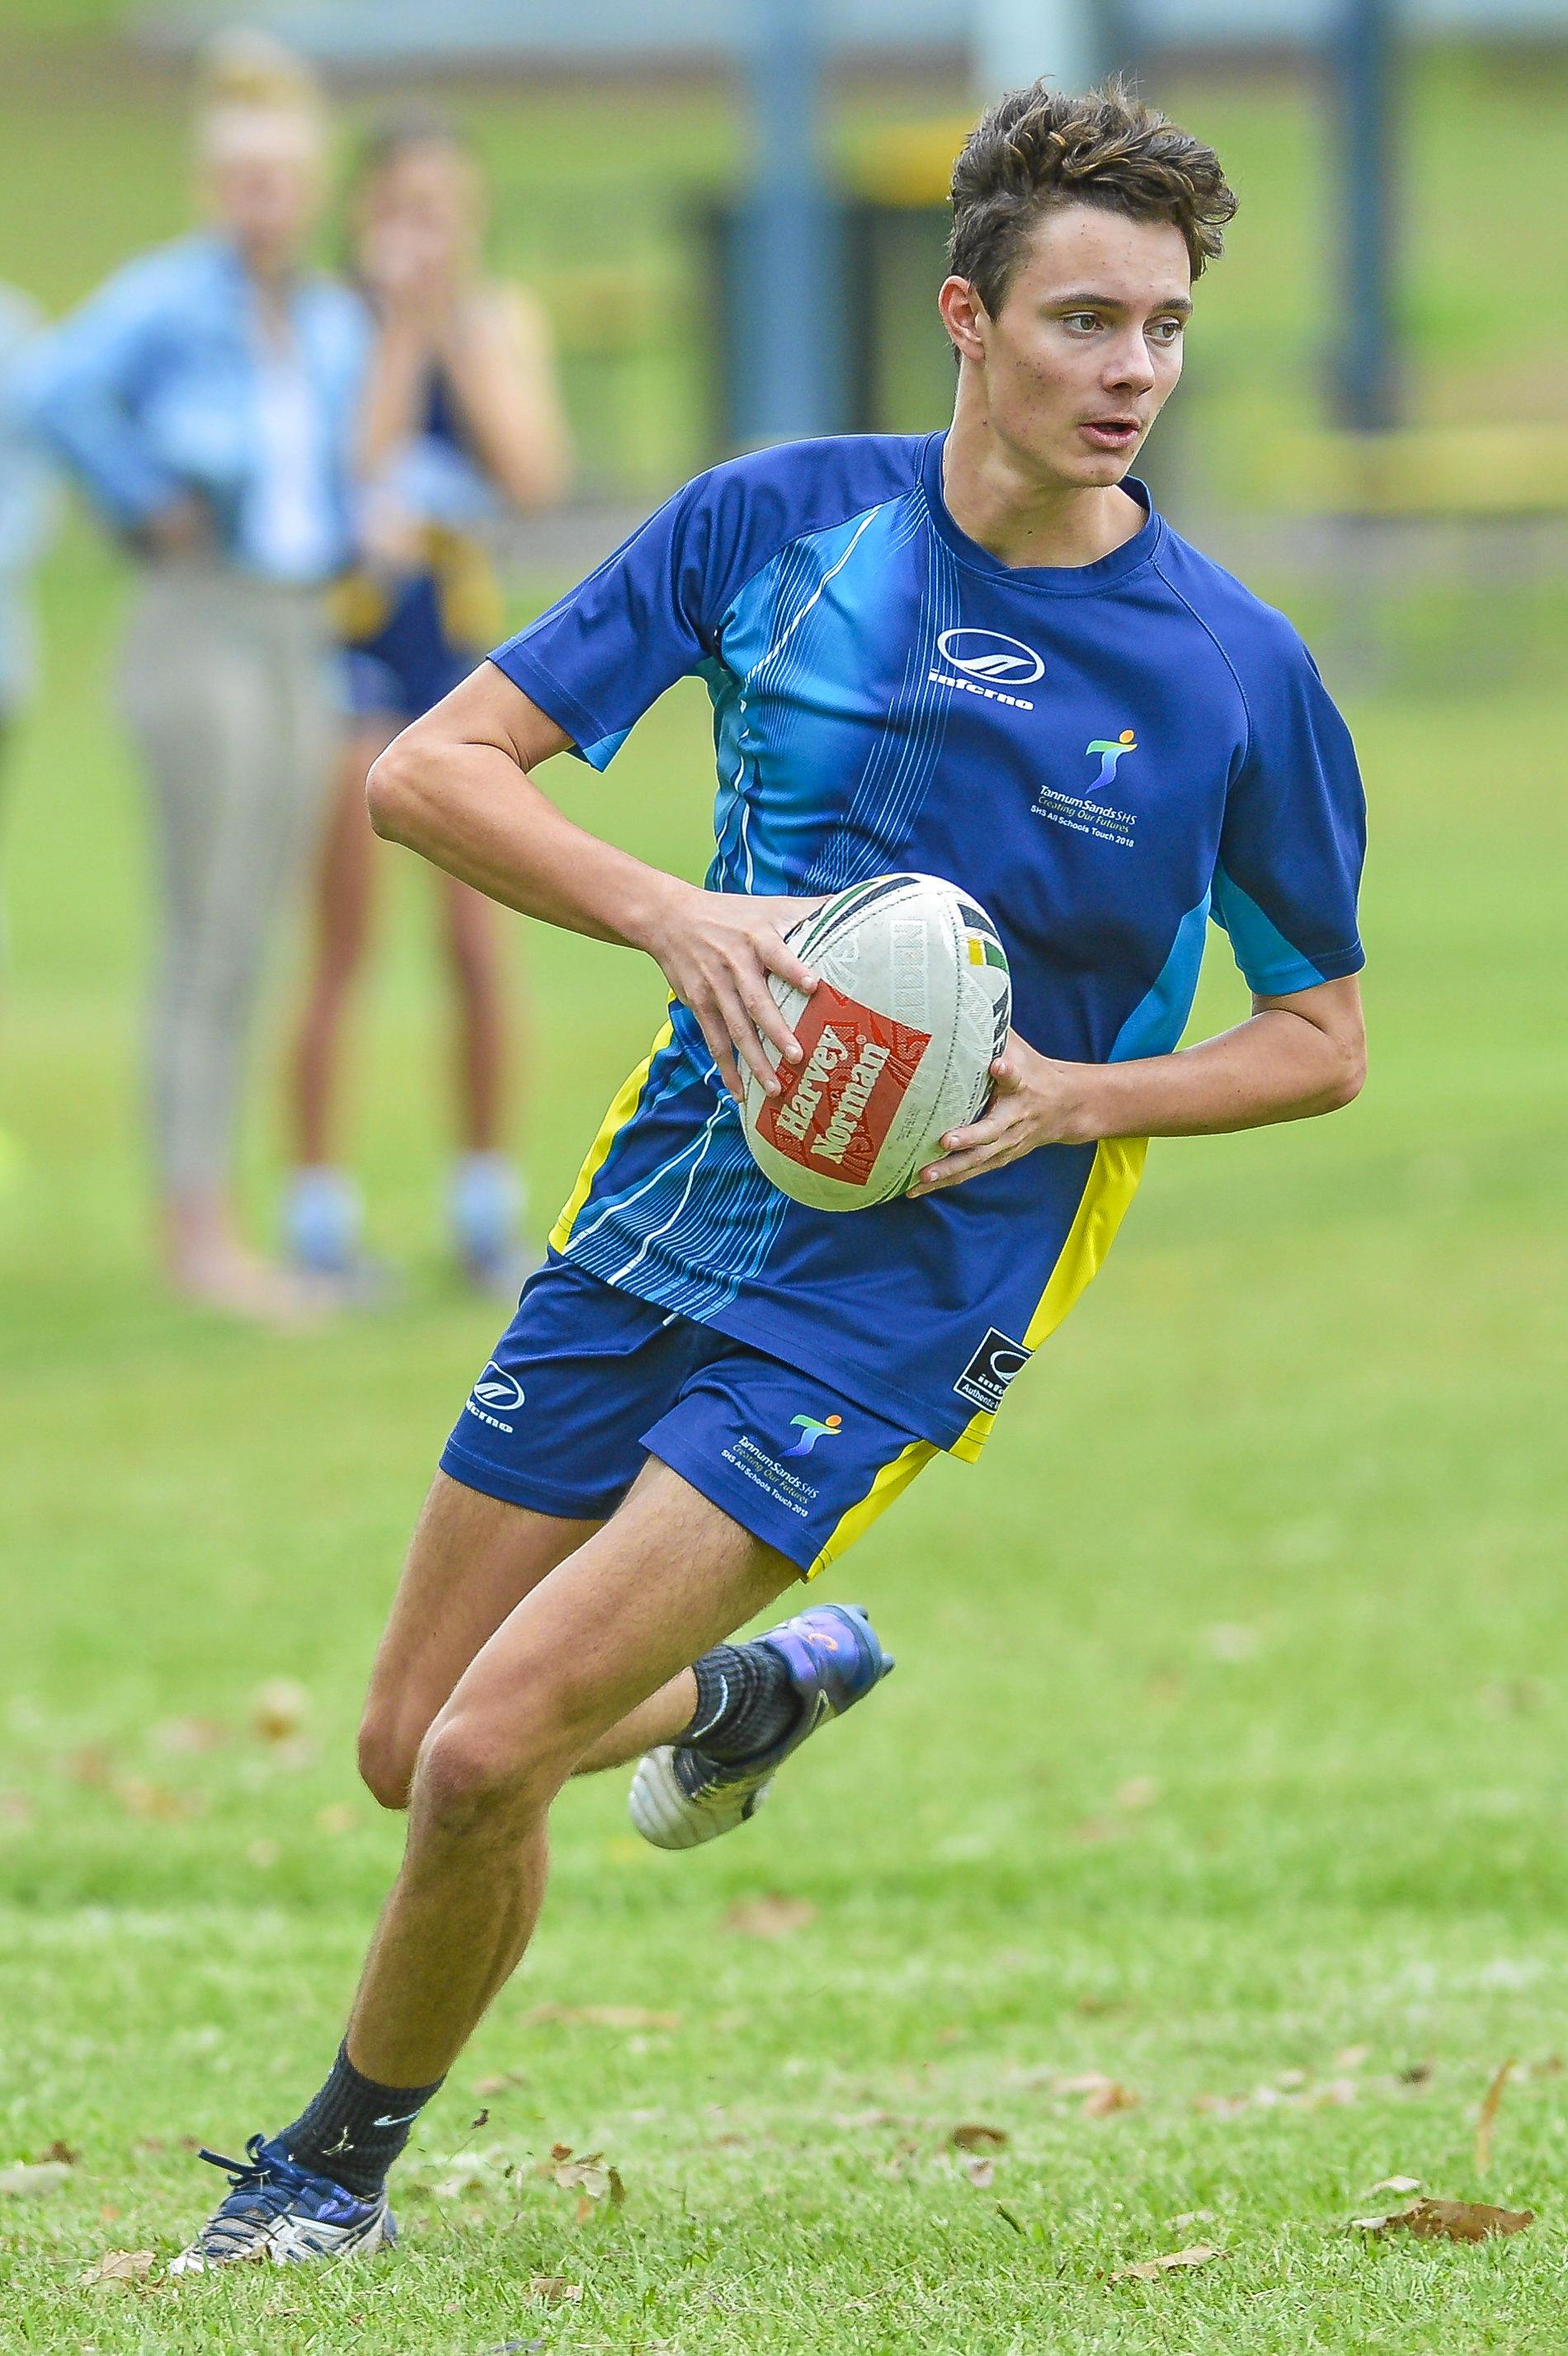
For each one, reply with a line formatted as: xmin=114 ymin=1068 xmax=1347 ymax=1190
xmin=949 ymin=78 xmax=1238 ymax=318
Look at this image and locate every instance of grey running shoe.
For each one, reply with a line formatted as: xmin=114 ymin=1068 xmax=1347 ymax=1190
xmin=629 ymin=1601 xmax=893 ymax=1851
xmin=167 ymin=2135 xmax=395 ymax=2273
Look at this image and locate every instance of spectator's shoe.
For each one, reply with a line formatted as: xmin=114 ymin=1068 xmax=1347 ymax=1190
xmin=448 ymin=1154 xmax=533 ymax=1298
xmin=167 ymin=2135 xmax=395 ymax=2272
xmin=283 ymin=1167 xmax=396 ymax=1308
xmin=629 ymin=1602 xmax=893 ymax=1851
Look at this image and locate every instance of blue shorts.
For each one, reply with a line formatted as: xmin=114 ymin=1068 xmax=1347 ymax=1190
xmin=341 ymin=572 xmax=479 ymax=723
xmin=438 ymin=1256 xmax=936 ymax=1578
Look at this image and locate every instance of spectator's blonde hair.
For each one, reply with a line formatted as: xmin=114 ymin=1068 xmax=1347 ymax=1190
xmin=194 ymin=31 xmax=327 ymax=165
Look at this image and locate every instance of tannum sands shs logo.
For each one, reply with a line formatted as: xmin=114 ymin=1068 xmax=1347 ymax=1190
xmin=1085 ymin=728 xmax=1137 ymax=790
xmin=1031 ymin=724 xmax=1143 ymax=851
xmin=781 ymin=1412 xmax=844 ymax=1459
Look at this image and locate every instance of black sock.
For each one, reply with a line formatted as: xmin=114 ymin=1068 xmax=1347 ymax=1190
xmin=682 ymin=1639 xmax=803 ymax=1764
xmin=278 ymin=2043 xmax=445 ymax=2200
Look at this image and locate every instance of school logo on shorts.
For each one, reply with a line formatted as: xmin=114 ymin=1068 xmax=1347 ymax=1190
xmin=466 ymin=1362 xmax=524 ymax=1434
xmin=953 ymin=1331 xmax=1031 ymax=1414
xmin=781 ymin=1411 xmax=844 ymax=1460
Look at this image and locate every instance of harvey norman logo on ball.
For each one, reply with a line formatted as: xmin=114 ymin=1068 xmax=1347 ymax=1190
xmin=930 ymin=629 xmax=1043 ymax=710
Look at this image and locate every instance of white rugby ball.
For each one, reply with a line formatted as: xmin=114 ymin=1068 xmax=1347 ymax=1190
xmin=739 ymin=872 xmax=1012 ymax=1212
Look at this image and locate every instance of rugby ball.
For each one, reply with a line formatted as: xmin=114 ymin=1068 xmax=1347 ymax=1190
xmin=739 ymin=873 xmax=1011 ymax=1212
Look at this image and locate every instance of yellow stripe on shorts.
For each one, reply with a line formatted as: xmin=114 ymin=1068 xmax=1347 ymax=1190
xmin=807 ymin=1439 xmax=939 ymax=1581
xmin=949 ymin=1133 xmax=1149 ymax=1464
xmin=549 ymin=1016 xmax=675 ymax=1253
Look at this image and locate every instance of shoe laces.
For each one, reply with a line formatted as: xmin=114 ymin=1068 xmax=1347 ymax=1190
xmin=198 ymin=2135 xmax=336 ymax=2225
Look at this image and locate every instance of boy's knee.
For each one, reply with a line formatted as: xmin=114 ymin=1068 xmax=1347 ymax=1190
xmin=356 ymin=1710 xmax=419 ymax=1812
xmin=412 ymin=1682 xmax=585 ymax=1827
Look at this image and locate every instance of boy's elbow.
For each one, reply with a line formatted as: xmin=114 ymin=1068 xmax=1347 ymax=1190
xmin=1324 ymin=1034 xmax=1367 ymax=1112
xmin=365 ymin=736 xmax=426 ymax=844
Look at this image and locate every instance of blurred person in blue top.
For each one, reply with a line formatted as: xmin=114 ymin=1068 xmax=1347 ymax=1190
xmin=0 ymin=283 xmax=56 ymax=817
xmin=0 ymin=280 xmax=58 ymax=1193
xmin=286 ymin=114 xmax=569 ymax=1296
xmin=20 ymin=35 xmax=368 ymax=1320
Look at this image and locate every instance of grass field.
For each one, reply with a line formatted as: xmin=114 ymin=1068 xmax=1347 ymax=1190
xmin=2 ymin=507 xmax=1566 ymax=2354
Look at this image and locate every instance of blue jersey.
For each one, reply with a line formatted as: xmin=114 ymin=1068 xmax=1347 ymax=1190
xmin=491 ymin=430 xmax=1365 ymax=1458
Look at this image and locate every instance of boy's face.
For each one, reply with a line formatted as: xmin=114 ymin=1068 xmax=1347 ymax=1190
xmin=942 ymin=202 xmax=1193 ymax=488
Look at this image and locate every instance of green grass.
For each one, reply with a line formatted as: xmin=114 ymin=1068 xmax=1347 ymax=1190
xmin=2 ymin=506 xmax=1567 ymax=2352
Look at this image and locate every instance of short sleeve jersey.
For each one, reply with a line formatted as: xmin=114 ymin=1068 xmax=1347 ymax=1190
xmin=492 ymin=431 xmax=1365 ymax=1458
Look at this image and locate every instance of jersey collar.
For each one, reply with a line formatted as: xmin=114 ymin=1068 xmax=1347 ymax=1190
xmin=920 ymin=428 xmax=1162 ymax=595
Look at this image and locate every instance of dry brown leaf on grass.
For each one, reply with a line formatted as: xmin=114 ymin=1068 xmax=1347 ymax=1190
xmin=251 ymin=1678 xmax=309 ymax=1741
xmin=1083 ymin=2080 xmax=1139 ymax=2119
xmin=1475 ymin=2059 xmax=1515 ymax=2177
xmin=1109 ymin=2243 xmax=1223 ymax=2284
xmin=722 ymin=1894 xmax=817 ymax=1939
xmin=148 ymin=1715 xmax=228 ymax=1755
xmin=539 ymin=2146 xmax=626 ymax=2219
xmin=36 ymin=2139 xmax=78 ymax=2165
xmin=1352 ymin=2198 xmax=1534 ymax=2242
xmin=473 ymin=2071 xmax=526 ymax=2097
xmin=528 ymin=2277 xmax=583 ymax=2305
xmin=950 ymin=2124 xmax=1009 ymax=2152
xmin=80 ymin=2248 xmax=155 ymax=2288
xmin=1193 ymin=2091 xmax=1250 ymax=2119
xmin=117 ymin=1777 xmax=204 ymax=1822
xmin=0 ymin=2160 xmax=71 ymax=2196
xmin=521 ymin=2004 xmax=680 ymax=2032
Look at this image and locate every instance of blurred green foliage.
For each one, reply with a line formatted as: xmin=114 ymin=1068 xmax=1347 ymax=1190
xmin=2 ymin=31 xmax=1566 ymax=495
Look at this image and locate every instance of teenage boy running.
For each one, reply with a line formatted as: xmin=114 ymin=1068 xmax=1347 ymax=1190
xmin=174 ymin=79 xmax=1366 ymax=2268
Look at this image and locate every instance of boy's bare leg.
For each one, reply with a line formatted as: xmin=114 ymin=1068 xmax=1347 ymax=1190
xmin=346 ymin=1458 xmax=796 ymax=2087
xmin=355 ymin=1471 xmax=710 ymax=1811
xmin=356 ymin=1473 xmax=601 ymax=1810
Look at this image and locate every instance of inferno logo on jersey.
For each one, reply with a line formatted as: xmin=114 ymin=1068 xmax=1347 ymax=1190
xmin=929 ymin=628 xmax=1043 ymax=711
xmin=756 ymin=982 xmax=930 ymax=1188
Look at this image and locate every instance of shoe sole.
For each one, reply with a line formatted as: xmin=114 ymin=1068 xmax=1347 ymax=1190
xmin=628 ymin=1746 xmax=773 ymax=1851
xmin=168 ymin=2205 xmax=396 ymax=2273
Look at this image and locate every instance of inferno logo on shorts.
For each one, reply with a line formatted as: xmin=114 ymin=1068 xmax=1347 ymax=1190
xmin=756 ymin=981 xmax=930 ymax=1188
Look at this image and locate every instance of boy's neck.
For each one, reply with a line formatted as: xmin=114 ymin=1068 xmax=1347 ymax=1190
xmin=940 ymin=390 xmax=1147 ymax=573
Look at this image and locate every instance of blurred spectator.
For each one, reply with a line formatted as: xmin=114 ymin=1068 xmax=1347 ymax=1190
xmin=19 ymin=35 xmax=367 ymax=1320
xmin=0 ymin=280 xmax=57 ymax=921
xmin=285 ymin=113 xmax=569 ymax=1296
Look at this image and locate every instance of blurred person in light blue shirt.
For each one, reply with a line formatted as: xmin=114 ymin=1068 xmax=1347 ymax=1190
xmin=0 ymin=281 xmax=56 ymax=799
xmin=20 ymin=35 xmax=370 ymax=1321
xmin=0 ymin=280 xmax=57 ymax=1196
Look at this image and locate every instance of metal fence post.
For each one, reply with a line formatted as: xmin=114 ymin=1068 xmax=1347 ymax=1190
xmin=735 ymin=0 xmax=845 ymax=449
